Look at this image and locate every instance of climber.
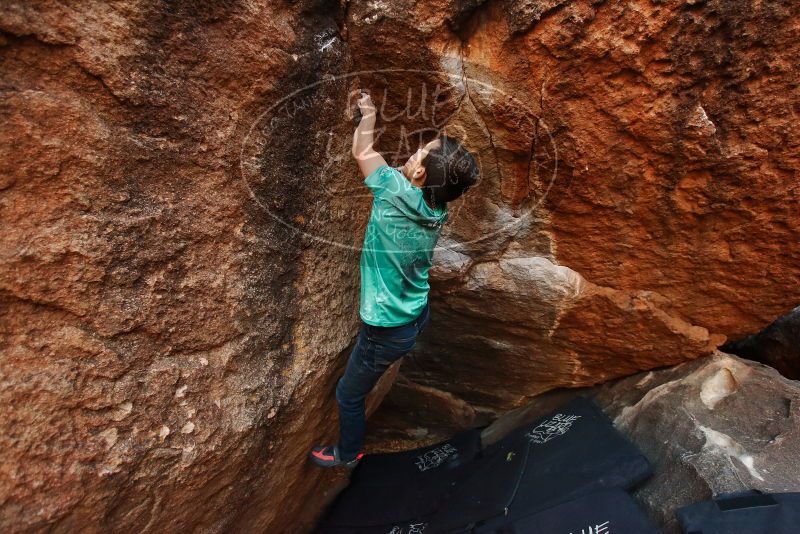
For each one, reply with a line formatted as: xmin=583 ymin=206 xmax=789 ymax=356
xmin=309 ymin=90 xmax=480 ymax=468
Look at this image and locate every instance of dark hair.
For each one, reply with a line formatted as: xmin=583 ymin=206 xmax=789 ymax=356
xmin=421 ymin=135 xmax=480 ymax=209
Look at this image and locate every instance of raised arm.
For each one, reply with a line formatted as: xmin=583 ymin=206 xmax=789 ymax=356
xmin=351 ymin=91 xmax=387 ymax=178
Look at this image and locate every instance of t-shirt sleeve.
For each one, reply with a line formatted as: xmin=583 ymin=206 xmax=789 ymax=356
xmin=364 ymin=164 xmax=409 ymax=198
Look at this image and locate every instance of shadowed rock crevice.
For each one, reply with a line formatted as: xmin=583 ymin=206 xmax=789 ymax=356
xmin=722 ymin=305 xmax=800 ymax=380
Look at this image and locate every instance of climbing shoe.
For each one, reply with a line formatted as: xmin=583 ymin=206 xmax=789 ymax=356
xmin=309 ymin=444 xmax=364 ymax=468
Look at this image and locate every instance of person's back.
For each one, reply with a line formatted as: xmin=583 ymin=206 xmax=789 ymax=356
xmin=310 ymin=90 xmax=480 ymax=468
xmin=359 ymin=163 xmax=448 ymax=326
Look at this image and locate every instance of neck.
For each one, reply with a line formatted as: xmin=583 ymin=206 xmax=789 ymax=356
xmin=423 ymin=191 xmax=438 ymax=210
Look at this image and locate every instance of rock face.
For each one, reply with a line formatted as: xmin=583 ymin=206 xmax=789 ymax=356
xmin=349 ymin=0 xmax=800 ymax=414
xmin=1 ymin=1 xmax=369 ymax=533
xmin=478 ymin=352 xmax=800 ymax=533
xmin=723 ymin=306 xmax=800 ymax=380
xmin=2 ymin=0 xmax=799 ymax=533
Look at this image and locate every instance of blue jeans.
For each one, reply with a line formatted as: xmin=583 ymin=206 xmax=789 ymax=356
xmin=335 ymin=302 xmax=431 ymax=461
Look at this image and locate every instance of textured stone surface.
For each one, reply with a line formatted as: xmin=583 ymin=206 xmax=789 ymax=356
xmin=355 ymin=0 xmax=800 ymax=415
xmin=479 ymin=352 xmax=800 ymax=533
xmin=0 ymin=1 xmax=368 ymax=532
xmin=2 ymin=0 xmax=800 ymax=532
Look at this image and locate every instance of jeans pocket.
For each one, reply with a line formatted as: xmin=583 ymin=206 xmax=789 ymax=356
xmin=371 ymin=336 xmax=416 ymax=370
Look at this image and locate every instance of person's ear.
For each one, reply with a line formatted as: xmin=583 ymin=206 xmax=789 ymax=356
xmin=413 ymin=165 xmax=426 ymax=181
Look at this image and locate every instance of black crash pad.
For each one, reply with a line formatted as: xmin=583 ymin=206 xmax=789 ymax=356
xmin=349 ymin=425 xmax=484 ymax=488
xmin=503 ymin=488 xmax=658 ymax=534
xmin=316 ymin=396 xmax=653 ymax=533
xmin=317 ymin=427 xmax=483 ymax=528
xmin=422 ymin=426 xmax=532 ymax=532
xmin=316 ymin=491 xmax=659 ymax=534
xmin=435 ymin=396 xmax=653 ymax=532
xmin=677 ymin=491 xmax=800 ymax=534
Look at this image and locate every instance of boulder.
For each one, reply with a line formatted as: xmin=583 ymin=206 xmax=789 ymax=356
xmin=475 ymin=352 xmax=800 ymax=533
xmin=344 ymin=0 xmax=800 ymax=413
xmin=596 ymin=352 xmax=800 ymax=533
xmin=0 ymin=1 xmax=369 ymax=532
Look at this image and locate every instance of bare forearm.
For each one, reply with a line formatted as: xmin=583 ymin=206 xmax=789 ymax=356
xmin=351 ymin=91 xmax=387 ymax=177
xmin=351 ymin=114 xmax=376 ymax=159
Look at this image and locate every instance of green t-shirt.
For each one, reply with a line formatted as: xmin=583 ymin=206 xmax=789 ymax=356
xmin=360 ymin=164 xmax=448 ymax=326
